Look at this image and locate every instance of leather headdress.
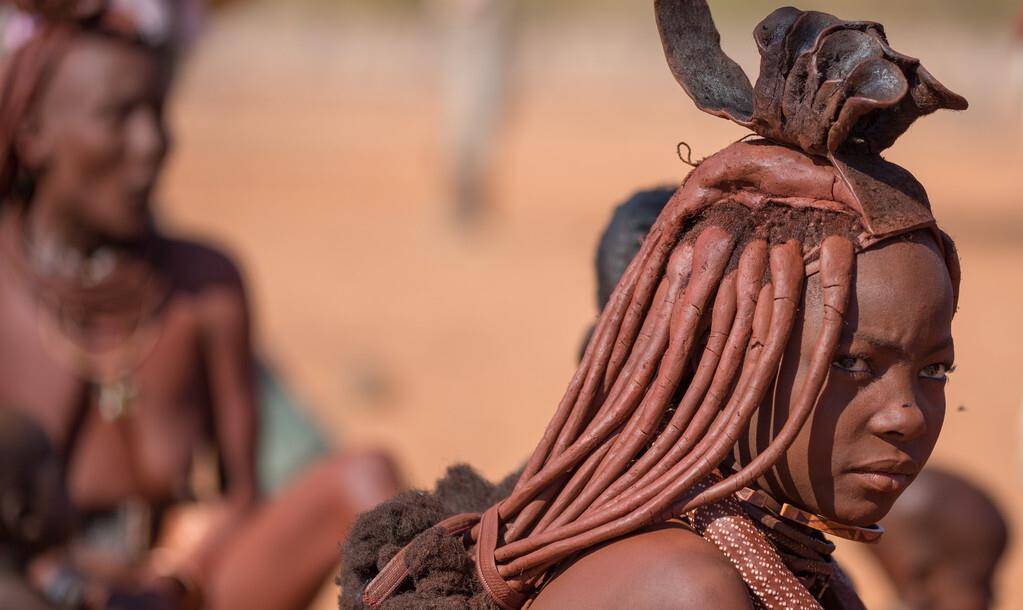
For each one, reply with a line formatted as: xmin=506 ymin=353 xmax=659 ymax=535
xmin=657 ymin=0 xmax=965 ymax=239
xmin=652 ymin=0 xmax=964 ymax=306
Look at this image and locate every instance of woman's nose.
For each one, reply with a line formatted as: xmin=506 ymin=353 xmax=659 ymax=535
xmin=865 ymin=370 xmax=929 ymax=443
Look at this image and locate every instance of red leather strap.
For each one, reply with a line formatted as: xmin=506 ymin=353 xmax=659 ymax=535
xmin=474 ymin=506 xmax=529 ymax=610
xmin=362 ymin=512 xmax=482 ymax=607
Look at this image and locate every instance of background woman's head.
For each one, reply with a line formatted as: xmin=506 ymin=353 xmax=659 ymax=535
xmin=15 ymin=32 xmax=169 ymax=243
xmin=0 ymin=0 xmax=175 ymax=246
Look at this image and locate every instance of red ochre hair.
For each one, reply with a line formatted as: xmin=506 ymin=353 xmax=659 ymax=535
xmin=339 ymin=2 xmax=965 ymax=608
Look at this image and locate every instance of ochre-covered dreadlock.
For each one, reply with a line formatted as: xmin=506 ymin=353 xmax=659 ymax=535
xmin=339 ymin=1 xmax=965 ymax=609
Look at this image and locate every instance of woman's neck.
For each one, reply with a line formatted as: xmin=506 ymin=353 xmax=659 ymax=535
xmin=24 ymin=197 xmax=103 ymax=257
xmin=19 ymin=198 xmax=128 ymax=284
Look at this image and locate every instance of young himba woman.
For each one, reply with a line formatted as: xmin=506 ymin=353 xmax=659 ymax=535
xmin=0 ymin=1 xmax=401 ymax=608
xmin=339 ymin=1 xmax=967 ymax=608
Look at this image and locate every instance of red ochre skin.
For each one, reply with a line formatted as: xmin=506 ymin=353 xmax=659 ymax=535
xmin=0 ymin=28 xmax=401 ymax=610
xmin=746 ymin=232 xmax=954 ymax=528
xmin=532 ymin=233 xmax=954 ymax=609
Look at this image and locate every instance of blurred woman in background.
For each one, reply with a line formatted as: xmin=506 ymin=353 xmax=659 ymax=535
xmin=429 ymin=0 xmax=515 ymax=227
xmin=0 ymin=1 xmax=400 ymax=608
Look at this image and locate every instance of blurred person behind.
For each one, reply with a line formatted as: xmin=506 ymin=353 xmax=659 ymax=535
xmin=1015 ymin=2 xmax=1023 ymax=119
xmin=867 ymin=468 xmax=1009 ymax=610
xmin=577 ymin=185 xmax=674 ymax=359
xmin=429 ymin=0 xmax=515 ymax=227
xmin=0 ymin=1 xmax=401 ymax=608
xmin=0 ymin=408 xmax=73 ymax=610
xmin=0 ymin=407 xmax=181 ymax=610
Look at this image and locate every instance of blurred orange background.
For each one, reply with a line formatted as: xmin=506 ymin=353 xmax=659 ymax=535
xmin=160 ymin=1 xmax=1022 ymax=607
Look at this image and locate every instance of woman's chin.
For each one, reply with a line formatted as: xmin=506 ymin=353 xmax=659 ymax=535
xmin=820 ymin=473 xmax=914 ymax=526
xmin=830 ymin=495 xmax=897 ymax=527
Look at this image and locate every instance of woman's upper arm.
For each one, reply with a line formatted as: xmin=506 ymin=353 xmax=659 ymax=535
xmin=197 ymin=257 xmax=259 ymax=506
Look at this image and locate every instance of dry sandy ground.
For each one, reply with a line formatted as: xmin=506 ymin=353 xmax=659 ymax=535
xmin=160 ymin=4 xmax=1023 ymax=608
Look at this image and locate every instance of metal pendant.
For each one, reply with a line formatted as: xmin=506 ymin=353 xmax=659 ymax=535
xmin=96 ymin=377 xmax=137 ymax=421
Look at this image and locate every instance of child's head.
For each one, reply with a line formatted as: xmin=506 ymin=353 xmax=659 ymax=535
xmin=869 ymin=468 xmax=1009 ymax=610
xmin=0 ymin=408 xmax=73 ymax=562
xmin=594 ymin=187 xmax=674 ymax=311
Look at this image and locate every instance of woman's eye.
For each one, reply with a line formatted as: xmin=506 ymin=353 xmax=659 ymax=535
xmin=833 ymin=356 xmax=870 ymax=374
xmin=919 ymin=363 xmax=952 ymax=380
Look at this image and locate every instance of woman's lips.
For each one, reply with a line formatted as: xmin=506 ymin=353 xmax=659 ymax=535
xmin=848 ymin=470 xmax=913 ymax=494
xmin=847 ymin=458 xmax=919 ymax=494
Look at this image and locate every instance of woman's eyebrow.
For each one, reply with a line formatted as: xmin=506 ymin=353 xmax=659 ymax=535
xmin=925 ymin=336 xmax=955 ymax=355
xmin=848 ymin=331 xmax=904 ymax=353
xmin=848 ymin=332 xmax=954 ymax=356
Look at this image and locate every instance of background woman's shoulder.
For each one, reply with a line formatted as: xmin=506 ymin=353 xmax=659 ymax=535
xmin=155 ymin=234 xmax=246 ymax=294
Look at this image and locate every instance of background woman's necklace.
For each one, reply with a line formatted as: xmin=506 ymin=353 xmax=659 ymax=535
xmin=24 ymin=231 xmax=164 ymax=421
xmin=96 ymin=375 xmax=138 ymax=421
xmin=34 ymin=279 xmax=161 ymax=421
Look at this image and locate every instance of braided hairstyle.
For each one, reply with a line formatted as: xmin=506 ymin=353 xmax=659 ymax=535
xmin=339 ymin=2 xmax=965 ymax=608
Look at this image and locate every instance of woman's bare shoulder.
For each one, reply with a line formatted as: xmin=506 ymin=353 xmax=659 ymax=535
xmin=529 ymin=523 xmax=753 ymax=610
xmin=156 ymin=235 xmax=245 ymax=294
xmin=156 ymin=236 xmax=249 ymax=327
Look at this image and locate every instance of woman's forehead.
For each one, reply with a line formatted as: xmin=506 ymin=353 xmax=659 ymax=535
xmin=43 ymin=35 xmax=158 ymax=109
xmin=845 ymin=237 xmax=954 ymax=351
